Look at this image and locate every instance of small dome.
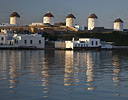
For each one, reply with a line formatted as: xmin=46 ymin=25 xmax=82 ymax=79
xmin=88 ymin=13 xmax=98 ymax=19
xmin=66 ymin=13 xmax=76 ymax=19
xmin=114 ymin=18 xmax=123 ymax=23
xmin=44 ymin=12 xmax=54 ymax=17
xmin=10 ymin=12 xmax=20 ymax=17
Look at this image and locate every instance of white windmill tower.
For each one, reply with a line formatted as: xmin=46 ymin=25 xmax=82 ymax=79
xmin=88 ymin=13 xmax=98 ymax=30
xmin=114 ymin=18 xmax=124 ymax=31
xmin=66 ymin=13 xmax=76 ymax=27
xmin=10 ymin=12 xmax=20 ymax=25
xmin=43 ymin=12 xmax=54 ymax=25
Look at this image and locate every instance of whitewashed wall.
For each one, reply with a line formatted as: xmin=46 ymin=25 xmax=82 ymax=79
xmin=10 ymin=17 xmax=19 ymax=25
xmin=88 ymin=18 xmax=98 ymax=30
xmin=43 ymin=17 xmax=54 ymax=25
xmin=66 ymin=18 xmax=75 ymax=27
xmin=114 ymin=22 xmax=123 ymax=31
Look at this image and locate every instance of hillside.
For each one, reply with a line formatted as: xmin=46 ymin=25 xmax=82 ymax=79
xmin=76 ymin=31 xmax=128 ymax=46
xmin=44 ymin=31 xmax=128 ymax=46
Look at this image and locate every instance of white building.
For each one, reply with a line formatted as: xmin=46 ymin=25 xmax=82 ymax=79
xmin=55 ymin=41 xmax=66 ymax=49
xmin=0 ymin=23 xmax=12 ymax=27
xmin=74 ymin=25 xmax=84 ymax=30
xmin=55 ymin=38 xmax=100 ymax=49
xmin=88 ymin=13 xmax=98 ymax=30
xmin=43 ymin=12 xmax=54 ymax=25
xmin=31 ymin=23 xmax=44 ymax=25
xmin=0 ymin=29 xmax=45 ymax=49
xmin=10 ymin=12 xmax=20 ymax=25
xmin=114 ymin=18 xmax=123 ymax=31
xmin=0 ymin=29 xmax=13 ymax=45
xmin=66 ymin=13 xmax=76 ymax=27
xmin=65 ymin=38 xmax=100 ymax=49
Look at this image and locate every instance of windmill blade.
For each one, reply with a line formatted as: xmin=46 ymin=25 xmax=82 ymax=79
xmin=112 ymin=13 xmax=117 ymax=18
xmin=123 ymin=17 xmax=128 ymax=21
xmin=72 ymin=10 xmax=76 ymax=14
xmin=18 ymin=8 xmax=23 ymax=12
xmin=109 ymin=16 xmax=115 ymax=20
xmin=63 ymin=11 xmax=68 ymax=15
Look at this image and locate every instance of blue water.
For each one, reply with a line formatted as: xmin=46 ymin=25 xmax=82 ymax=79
xmin=0 ymin=50 xmax=128 ymax=100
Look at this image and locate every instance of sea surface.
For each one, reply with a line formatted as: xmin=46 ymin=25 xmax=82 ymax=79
xmin=0 ymin=50 xmax=128 ymax=100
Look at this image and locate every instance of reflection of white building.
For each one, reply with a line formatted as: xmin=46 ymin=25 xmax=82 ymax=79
xmin=86 ymin=54 xmax=93 ymax=82
xmin=64 ymin=51 xmax=74 ymax=86
xmin=86 ymin=52 xmax=94 ymax=90
xmin=43 ymin=12 xmax=54 ymax=25
xmin=112 ymin=55 xmax=120 ymax=84
xmin=65 ymin=38 xmax=100 ymax=49
xmin=0 ymin=29 xmax=45 ymax=49
xmin=114 ymin=18 xmax=123 ymax=31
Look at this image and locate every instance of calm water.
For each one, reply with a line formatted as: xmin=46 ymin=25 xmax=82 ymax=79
xmin=0 ymin=50 xmax=128 ymax=100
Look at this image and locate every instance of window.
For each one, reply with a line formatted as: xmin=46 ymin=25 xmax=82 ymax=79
xmin=81 ymin=44 xmax=84 ymax=47
xmin=74 ymin=44 xmax=77 ymax=47
xmin=84 ymin=44 xmax=86 ymax=47
xmin=24 ymin=40 xmax=27 ymax=44
xmin=96 ymin=41 xmax=98 ymax=45
xmin=30 ymin=40 xmax=32 ymax=44
xmin=14 ymin=39 xmax=17 ymax=43
xmin=1 ymin=37 xmax=3 ymax=41
xmin=80 ymin=41 xmax=85 ymax=43
xmin=10 ymin=41 xmax=13 ymax=45
xmin=78 ymin=44 xmax=80 ymax=47
xmin=39 ymin=40 xmax=41 ymax=44
xmin=10 ymin=41 xmax=11 ymax=45
xmin=92 ymin=41 xmax=94 ymax=46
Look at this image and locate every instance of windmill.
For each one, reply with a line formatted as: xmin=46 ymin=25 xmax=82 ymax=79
xmin=109 ymin=10 xmax=128 ymax=31
xmin=3 ymin=6 xmax=24 ymax=26
xmin=64 ymin=9 xmax=78 ymax=25
xmin=43 ymin=12 xmax=54 ymax=25
xmin=39 ymin=8 xmax=59 ymax=25
xmin=88 ymin=13 xmax=98 ymax=30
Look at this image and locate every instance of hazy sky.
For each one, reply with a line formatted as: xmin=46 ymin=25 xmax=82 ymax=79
xmin=0 ymin=0 xmax=128 ymax=28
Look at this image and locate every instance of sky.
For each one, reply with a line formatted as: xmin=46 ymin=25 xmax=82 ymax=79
xmin=0 ymin=0 xmax=128 ymax=28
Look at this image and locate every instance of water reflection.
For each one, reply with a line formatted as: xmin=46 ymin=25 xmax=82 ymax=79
xmin=0 ymin=51 xmax=8 ymax=80
xmin=64 ymin=51 xmax=73 ymax=86
xmin=0 ymin=50 xmax=128 ymax=100
xmin=64 ymin=51 xmax=101 ymax=91
xmin=86 ymin=52 xmax=94 ymax=90
xmin=9 ymin=51 xmax=21 ymax=89
xmin=41 ymin=61 xmax=50 ymax=98
xmin=112 ymin=55 xmax=120 ymax=85
xmin=112 ymin=55 xmax=121 ymax=96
